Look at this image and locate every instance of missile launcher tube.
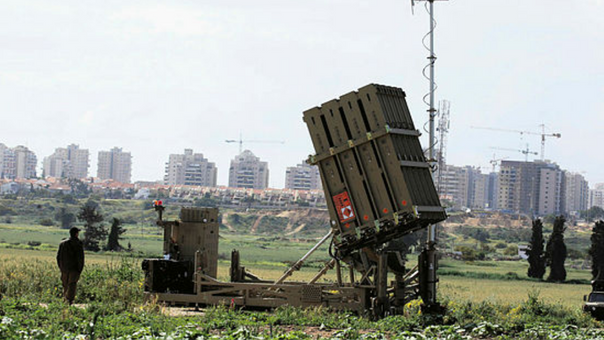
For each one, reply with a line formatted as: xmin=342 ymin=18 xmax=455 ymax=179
xmin=303 ymin=84 xmax=446 ymax=257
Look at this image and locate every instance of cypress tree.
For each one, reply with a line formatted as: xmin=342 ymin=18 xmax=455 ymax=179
xmin=55 ymin=207 xmax=76 ymax=229
xmin=77 ymin=200 xmax=106 ymax=251
xmin=546 ymin=216 xmax=567 ymax=282
xmin=106 ymin=218 xmax=126 ymax=251
xmin=527 ymin=219 xmax=546 ymax=279
xmin=589 ymin=220 xmax=604 ymax=282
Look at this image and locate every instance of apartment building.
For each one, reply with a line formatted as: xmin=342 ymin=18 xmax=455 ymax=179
xmin=437 ymin=165 xmax=470 ymax=208
xmin=537 ymin=165 xmax=565 ymax=216
xmin=284 ymin=161 xmax=322 ymax=191
xmin=43 ymin=144 xmax=89 ymax=179
xmin=0 ymin=143 xmax=6 ymax=178
xmin=97 ymin=147 xmax=132 ymax=183
xmin=0 ymin=144 xmax=37 ymax=179
xmin=436 ymin=164 xmax=493 ymax=209
xmin=164 ymin=149 xmax=217 ymax=187
xmin=589 ymin=184 xmax=604 ymax=210
xmin=228 ymin=150 xmax=269 ymax=189
xmin=564 ymin=172 xmax=589 ymax=214
xmin=498 ymin=160 xmax=565 ymax=216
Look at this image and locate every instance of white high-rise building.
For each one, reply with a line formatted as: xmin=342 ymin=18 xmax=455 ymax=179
xmin=537 ymin=166 xmax=564 ymax=216
xmin=485 ymin=172 xmax=499 ymax=210
xmin=43 ymin=144 xmax=89 ymax=179
xmin=498 ymin=160 xmax=565 ymax=216
xmin=0 ymin=145 xmax=37 ymax=179
xmin=228 ymin=150 xmax=269 ymax=189
xmin=15 ymin=146 xmax=37 ymax=179
xmin=0 ymin=143 xmax=7 ymax=178
xmin=97 ymin=147 xmax=132 ymax=183
xmin=164 ymin=149 xmax=217 ymax=187
xmin=436 ymin=164 xmax=471 ymax=209
xmin=564 ymin=172 xmax=589 ymax=214
xmin=436 ymin=164 xmax=491 ymax=209
xmin=472 ymin=172 xmax=489 ymax=209
xmin=589 ymin=184 xmax=604 ymax=210
xmin=285 ymin=161 xmax=322 ymax=191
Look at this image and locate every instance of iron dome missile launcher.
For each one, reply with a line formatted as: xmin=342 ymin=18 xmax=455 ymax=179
xmin=142 ymin=84 xmax=446 ymax=317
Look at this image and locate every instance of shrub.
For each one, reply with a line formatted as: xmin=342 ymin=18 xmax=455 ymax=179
xmin=504 ymin=244 xmax=518 ymax=256
xmin=454 ymin=246 xmax=486 ymax=261
xmin=39 ymin=218 xmax=54 ymax=226
xmin=0 ymin=205 xmax=15 ymax=216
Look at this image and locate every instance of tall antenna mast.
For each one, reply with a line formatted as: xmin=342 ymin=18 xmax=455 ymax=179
xmin=412 ymin=0 xmax=447 ymax=311
xmin=436 ymin=100 xmax=450 ymax=195
xmin=428 ymin=0 xmax=436 ymax=167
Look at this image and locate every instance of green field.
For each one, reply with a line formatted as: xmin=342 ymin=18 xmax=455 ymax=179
xmin=1 ymin=202 xmax=601 ymax=339
xmin=0 ymin=220 xmax=594 ymax=307
xmin=0 ymin=245 xmax=600 ymax=339
xmin=0 ymin=222 xmax=162 ymax=255
xmin=0 ymin=233 xmax=593 ymax=310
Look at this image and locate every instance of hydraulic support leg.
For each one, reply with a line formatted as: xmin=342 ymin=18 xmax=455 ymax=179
xmin=419 ymin=241 xmax=443 ymax=313
xmin=372 ymin=252 xmax=390 ymax=318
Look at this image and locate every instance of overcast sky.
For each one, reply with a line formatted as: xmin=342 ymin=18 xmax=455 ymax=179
xmin=1 ymin=0 xmax=602 ymax=187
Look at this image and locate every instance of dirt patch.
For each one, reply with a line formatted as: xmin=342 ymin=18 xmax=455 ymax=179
xmin=221 ymin=213 xmax=235 ymax=232
xmin=162 ymin=306 xmax=206 ymax=317
xmin=286 ymin=223 xmax=306 ymax=236
xmin=249 ymin=215 xmax=264 ymax=234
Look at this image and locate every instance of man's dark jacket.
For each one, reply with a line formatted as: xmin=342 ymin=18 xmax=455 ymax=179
xmin=57 ymin=237 xmax=85 ymax=273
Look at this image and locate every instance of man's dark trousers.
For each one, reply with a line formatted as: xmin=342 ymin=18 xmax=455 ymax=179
xmin=60 ymin=270 xmax=80 ymax=303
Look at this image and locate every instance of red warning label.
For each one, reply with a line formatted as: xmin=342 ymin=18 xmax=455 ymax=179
xmin=333 ymin=191 xmax=355 ymax=223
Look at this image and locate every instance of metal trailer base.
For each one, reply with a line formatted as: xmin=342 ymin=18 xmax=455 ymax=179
xmin=145 ymin=281 xmax=371 ymax=314
xmin=144 ymin=248 xmax=422 ymax=318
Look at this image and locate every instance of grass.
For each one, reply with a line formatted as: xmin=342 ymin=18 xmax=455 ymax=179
xmin=0 ymin=222 xmax=332 ymax=264
xmin=0 ymin=222 xmax=163 ymax=255
xmin=439 ymin=259 xmax=591 ymax=282
xmin=0 ymin=217 xmax=601 ymax=338
xmin=0 ymin=244 xmax=602 ymax=338
xmin=440 ymin=276 xmax=590 ymax=307
xmin=220 ymin=234 xmax=331 ymax=264
xmin=0 ymin=245 xmax=593 ymax=310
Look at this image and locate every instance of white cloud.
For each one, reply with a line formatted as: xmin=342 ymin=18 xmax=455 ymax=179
xmin=78 ymin=110 xmax=95 ymax=126
xmin=111 ymin=4 xmax=222 ymax=37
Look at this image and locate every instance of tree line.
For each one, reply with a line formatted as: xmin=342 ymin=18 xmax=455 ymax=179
xmin=527 ymin=216 xmax=604 ymax=284
xmin=57 ymin=200 xmax=128 ymax=252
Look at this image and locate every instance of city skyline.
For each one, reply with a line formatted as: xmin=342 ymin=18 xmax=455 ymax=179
xmin=2 ymin=142 xmax=601 ymax=216
xmin=2 ymin=154 xmax=597 ymax=217
xmin=0 ymin=1 xmax=602 ymax=187
xmin=2 ymin=140 xmax=603 ymax=189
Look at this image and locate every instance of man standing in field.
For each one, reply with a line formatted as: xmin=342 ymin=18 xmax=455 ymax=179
xmin=56 ymin=227 xmax=85 ymax=304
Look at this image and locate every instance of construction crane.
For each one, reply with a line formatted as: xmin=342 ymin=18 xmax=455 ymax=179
xmin=471 ymin=124 xmax=561 ymax=161
xmin=225 ymin=135 xmax=285 ymax=154
xmin=490 ymin=145 xmax=538 ymax=162
xmin=489 ymin=154 xmax=509 ymax=173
